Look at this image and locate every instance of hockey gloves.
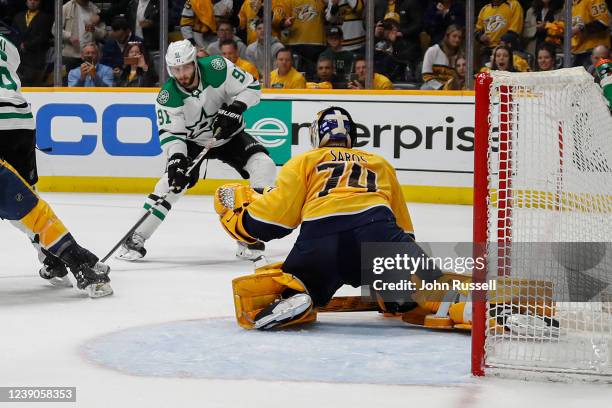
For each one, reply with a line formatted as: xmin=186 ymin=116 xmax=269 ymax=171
xmin=212 ymin=101 xmax=246 ymax=140
xmin=167 ymin=153 xmax=190 ymax=193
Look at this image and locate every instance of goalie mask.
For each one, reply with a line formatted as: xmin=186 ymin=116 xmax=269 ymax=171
xmin=310 ymin=106 xmax=356 ymax=149
xmin=165 ymin=39 xmax=197 ymax=78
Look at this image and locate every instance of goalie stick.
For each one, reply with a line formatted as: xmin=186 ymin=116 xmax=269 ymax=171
xmin=101 ymin=141 xmax=214 ymax=262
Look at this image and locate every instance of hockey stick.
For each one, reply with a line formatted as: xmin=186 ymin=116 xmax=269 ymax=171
xmin=101 ymin=143 xmax=213 ymax=262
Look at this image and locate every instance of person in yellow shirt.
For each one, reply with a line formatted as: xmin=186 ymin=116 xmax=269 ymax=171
xmin=213 ymin=106 xmax=446 ymax=330
xmin=571 ymin=0 xmax=611 ymax=67
xmin=347 ymin=56 xmax=393 ymax=90
xmin=220 ymin=39 xmax=260 ymax=80
xmin=476 ymin=0 xmax=524 ymax=64
xmin=280 ymin=0 xmax=327 ymax=69
xmin=239 ymin=0 xmax=287 ymax=44
xmin=269 ymin=48 xmax=307 ymax=88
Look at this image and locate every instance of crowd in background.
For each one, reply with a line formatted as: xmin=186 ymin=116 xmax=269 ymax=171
xmin=1 ymin=0 xmax=612 ymax=90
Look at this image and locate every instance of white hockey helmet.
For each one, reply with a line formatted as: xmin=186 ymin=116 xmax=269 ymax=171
xmin=310 ymin=106 xmax=355 ymax=149
xmin=165 ymin=39 xmax=197 ymax=77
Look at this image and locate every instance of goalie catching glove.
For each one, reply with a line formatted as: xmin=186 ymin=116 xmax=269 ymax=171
xmin=212 ymin=101 xmax=246 ymax=140
xmin=214 ymin=183 xmax=273 ymax=243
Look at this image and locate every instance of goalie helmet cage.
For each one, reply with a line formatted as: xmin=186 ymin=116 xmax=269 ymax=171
xmin=471 ymin=68 xmax=612 ymax=382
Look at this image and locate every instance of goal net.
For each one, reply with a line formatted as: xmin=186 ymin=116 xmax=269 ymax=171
xmin=472 ymin=68 xmax=612 ymax=381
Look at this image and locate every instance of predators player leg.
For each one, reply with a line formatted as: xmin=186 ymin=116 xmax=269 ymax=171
xmin=0 ymin=159 xmax=113 ymax=297
xmin=116 ymin=40 xmax=276 ymax=262
xmin=214 ymin=106 xmax=461 ymax=330
xmin=0 ymin=33 xmax=111 ymax=298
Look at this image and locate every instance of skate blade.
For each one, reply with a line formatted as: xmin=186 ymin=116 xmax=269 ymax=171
xmin=85 ymin=282 xmax=114 ymax=298
xmin=47 ymin=276 xmax=73 ymax=288
xmin=236 ymin=249 xmax=265 ymax=261
xmin=115 ymin=250 xmax=144 ymax=262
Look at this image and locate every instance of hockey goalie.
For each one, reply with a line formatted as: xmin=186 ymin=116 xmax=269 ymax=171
xmin=213 ymin=106 xmax=478 ymax=330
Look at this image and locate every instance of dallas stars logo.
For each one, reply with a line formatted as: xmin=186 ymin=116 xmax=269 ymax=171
xmin=185 ymin=107 xmax=215 ymax=139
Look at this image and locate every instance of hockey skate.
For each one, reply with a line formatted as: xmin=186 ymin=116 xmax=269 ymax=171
xmin=39 ymin=253 xmax=72 ymax=288
xmin=62 ymin=245 xmax=113 ymax=298
xmin=115 ymin=233 xmax=147 ymax=261
xmin=254 ymin=293 xmax=313 ymax=330
xmin=235 ymin=241 xmax=266 ymax=262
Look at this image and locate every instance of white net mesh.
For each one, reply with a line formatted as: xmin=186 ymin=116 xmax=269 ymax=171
xmin=484 ymin=68 xmax=612 ymax=380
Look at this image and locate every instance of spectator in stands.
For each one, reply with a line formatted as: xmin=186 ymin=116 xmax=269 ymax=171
xmin=220 ymin=39 xmax=259 ymax=79
xmin=68 ymin=42 xmax=114 ymax=87
xmin=116 ymin=41 xmax=158 ymax=87
xmin=397 ymin=0 xmax=426 ymax=65
xmin=269 ymin=47 xmax=306 ymax=88
xmin=55 ymin=0 xmax=106 ymax=72
xmin=444 ymin=54 xmax=467 ymax=90
xmin=101 ymin=17 xmax=145 ymax=72
xmin=326 ymin=0 xmax=365 ymax=52
xmin=374 ymin=17 xmax=418 ymax=82
xmin=245 ymin=19 xmax=285 ymax=76
xmin=206 ymin=21 xmax=247 ymax=57
xmin=499 ymin=31 xmax=530 ymax=72
xmin=571 ymin=0 xmax=610 ymax=68
xmin=239 ymin=0 xmax=285 ymax=45
xmin=421 ymin=24 xmax=463 ymax=90
xmin=127 ymin=0 xmax=160 ymax=52
xmin=281 ymin=0 xmax=326 ymax=76
xmin=587 ymin=45 xmax=610 ymax=80
xmin=11 ymin=0 xmax=52 ymax=86
xmin=535 ymin=42 xmax=557 ymax=71
xmin=347 ymin=55 xmax=393 ymax=90
xmin=320 ymin=26 xmax=353 ymax=80
xmin=490 ymin=44 xmax=516 ymax=72
xmin=522 ymin=0 xmax=564 ymax=56
xmin=306 ymin=56 xmax=345 ymax=89
xmin=423 ymin=0 xmax=466 ymax=45
xmin=180 ymin=0 xmax=216 ymax=48
xmin=475 ymin=0 xmax=523 ymax=65
xmin=99 ymin=0 xmax=130 ymax=25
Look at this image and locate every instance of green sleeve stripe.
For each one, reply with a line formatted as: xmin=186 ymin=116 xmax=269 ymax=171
xmin=0 ymin=112 xmax=33 ymax=119
xmin=248 ymin=83 xmax=261 ymax=90
xmin=143 ymin=204 xmax=166 ymax=221
xmin=160 ymin=136 xmax=185 ymax=146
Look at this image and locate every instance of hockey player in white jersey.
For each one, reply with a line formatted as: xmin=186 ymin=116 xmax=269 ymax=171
xmin=0 ymin=33 xmax=112 ymax=297
xmin=117 ymin=40 xmax=276 ymax=261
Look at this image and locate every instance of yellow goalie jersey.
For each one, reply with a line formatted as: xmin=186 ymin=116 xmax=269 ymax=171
xmin=245 ymin=147 xmax=414 ymax=234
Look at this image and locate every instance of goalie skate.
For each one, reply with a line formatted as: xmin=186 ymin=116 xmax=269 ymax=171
xmin=254 ymin=293 xmax=312 ymax=330
xmin=235 ymin=241 xmax=266 ymax=262
xmin=116 ymin=233 xmax=147 ymax=261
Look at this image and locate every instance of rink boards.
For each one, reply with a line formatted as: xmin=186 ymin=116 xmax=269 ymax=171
xmin=23 ymin=88 xmax=475 ymax=204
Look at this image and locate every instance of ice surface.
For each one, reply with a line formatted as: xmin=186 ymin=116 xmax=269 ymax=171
xmin=1 ymin=193 xmax=611 ymax=408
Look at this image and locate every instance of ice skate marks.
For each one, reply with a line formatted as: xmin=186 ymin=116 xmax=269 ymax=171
xmin=82 ymin=314 xmax=472 ymax=385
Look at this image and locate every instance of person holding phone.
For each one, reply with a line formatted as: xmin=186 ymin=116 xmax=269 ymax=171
xmin=67 ymin=42 xmax=114 ymax=87
xmin=116 ymin=41 xmax=158 ymax=87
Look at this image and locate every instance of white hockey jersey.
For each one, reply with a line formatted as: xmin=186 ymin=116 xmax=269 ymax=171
xmin=0 ymin=34 xmax=34 ymax=130
xmin=155 ymin=56 xmax=261 ymax=158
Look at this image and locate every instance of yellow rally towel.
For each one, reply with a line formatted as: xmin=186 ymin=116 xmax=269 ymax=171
xmin=191 ymin=0 xmax=217 ymax=33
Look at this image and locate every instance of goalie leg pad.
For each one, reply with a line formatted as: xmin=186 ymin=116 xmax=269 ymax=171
xmin=232 ymin=267 xmax=317 ymax=329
